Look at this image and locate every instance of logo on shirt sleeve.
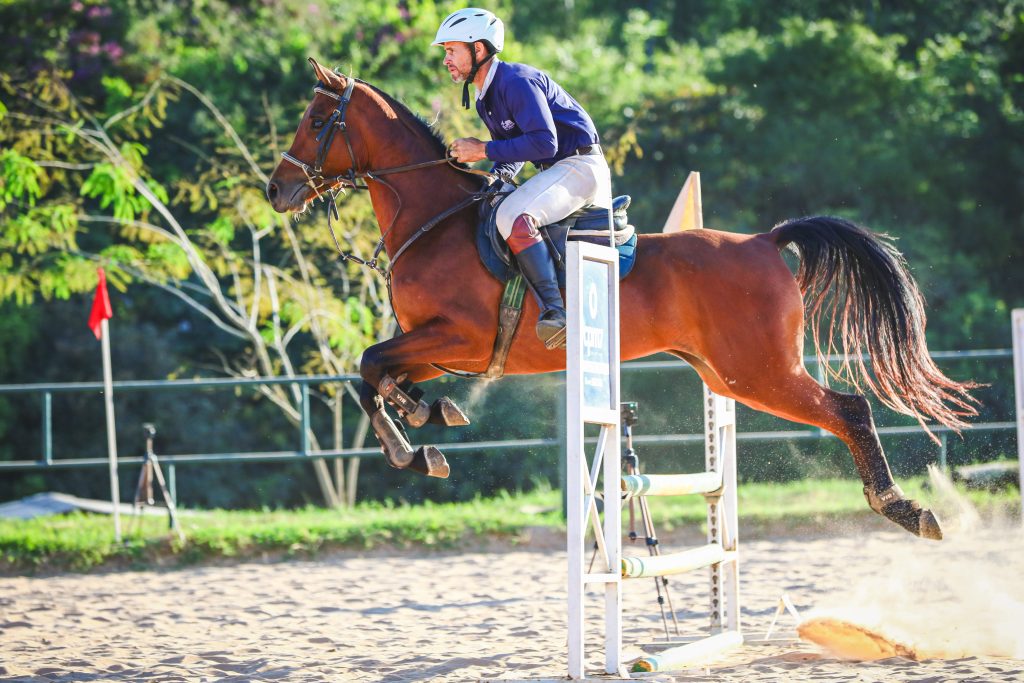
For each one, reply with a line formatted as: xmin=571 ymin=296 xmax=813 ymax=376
xmin=500 ymin=119 xmax=515 ymax=131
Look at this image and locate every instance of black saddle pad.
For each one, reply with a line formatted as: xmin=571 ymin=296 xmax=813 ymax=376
xmin=476 ymin=189 xmax=638 ymax=287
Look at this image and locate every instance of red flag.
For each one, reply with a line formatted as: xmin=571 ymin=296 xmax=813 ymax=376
xmin=88 ymin=267 xmax=113 ymax=339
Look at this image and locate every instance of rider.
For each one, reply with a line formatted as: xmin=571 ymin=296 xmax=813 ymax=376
xmin=433 ymin=8 xmax=612 ymax=349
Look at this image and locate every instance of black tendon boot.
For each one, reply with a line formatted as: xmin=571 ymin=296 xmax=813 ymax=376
xmin=515 ymin=241 xmax=567 ymax=349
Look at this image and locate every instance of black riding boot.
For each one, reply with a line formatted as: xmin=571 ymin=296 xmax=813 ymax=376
xmin=515 ymin=241 xmax=567 ymax=349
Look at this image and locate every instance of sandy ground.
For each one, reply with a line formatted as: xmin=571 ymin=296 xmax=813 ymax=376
xmin=1 ymin=525 xmax=1023 ymax=682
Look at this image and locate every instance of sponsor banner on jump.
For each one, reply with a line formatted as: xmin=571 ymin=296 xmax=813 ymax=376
xmin=581 ymin=258 xmax=612 ymax=412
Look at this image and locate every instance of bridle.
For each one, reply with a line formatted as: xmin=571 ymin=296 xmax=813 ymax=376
xmin=279 ymin=77 xmax=496 ymax=280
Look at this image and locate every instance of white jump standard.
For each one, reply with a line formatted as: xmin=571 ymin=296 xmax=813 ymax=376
xmin=565 ymin=240 xmax=624 ymax=679
xmin=559 ymin=171 xmax=744 ymax=678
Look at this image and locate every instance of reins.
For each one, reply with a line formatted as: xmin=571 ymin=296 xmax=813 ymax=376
xmin=280 ymin=78 xmax=497 ymax=281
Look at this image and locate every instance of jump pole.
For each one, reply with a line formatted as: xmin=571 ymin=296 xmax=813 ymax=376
xmin=566 ymin=239 xmax=624 ymax=679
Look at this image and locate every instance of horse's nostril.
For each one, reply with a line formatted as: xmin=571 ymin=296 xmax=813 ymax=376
xmin=266 ymin=182 xmax=279 ymax=202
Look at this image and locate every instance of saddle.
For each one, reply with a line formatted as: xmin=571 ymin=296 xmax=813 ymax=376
xmin=475 ymin=186 xmax=638 ymax=287
xmin=450 ymin=185 xmax=638 ymax=380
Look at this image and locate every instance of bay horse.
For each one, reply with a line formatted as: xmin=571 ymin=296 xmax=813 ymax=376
xmin=266 ymin=59 xmax=977 ymax=540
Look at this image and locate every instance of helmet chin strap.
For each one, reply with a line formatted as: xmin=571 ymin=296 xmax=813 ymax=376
xmin=462 ymin=42 xmax=494 ymax=109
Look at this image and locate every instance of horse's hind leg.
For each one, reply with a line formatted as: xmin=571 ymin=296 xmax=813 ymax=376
xmin=684 ymin=353 xmax=942 ymax=540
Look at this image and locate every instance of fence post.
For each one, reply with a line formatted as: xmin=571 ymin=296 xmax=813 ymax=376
xmin=1012 ymin=309 xmax=1023 ymax=526
xmin=300 ymin=382 xmax=311 ymax=456
xmin=168 ymin=464 xmax=177 ymax=506
xmin=41 ymin=391 xmax=53 ymax=465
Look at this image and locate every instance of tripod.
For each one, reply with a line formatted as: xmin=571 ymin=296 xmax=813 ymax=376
xmin=588 ymin=402 xmax=681 ymax=639
xmin=130 ymin=423 xmax=184 ymax=542
xmin=621 ymin=402 xmax=681 ymax=639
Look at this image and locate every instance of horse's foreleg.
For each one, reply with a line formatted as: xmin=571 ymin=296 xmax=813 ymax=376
xmin=358 ymin=324 xmax=484 ymax=478
xmin=378 ymin=372 xmax=469 ymax=428
xmin=357 ymin=376 xmax=451 ymax=478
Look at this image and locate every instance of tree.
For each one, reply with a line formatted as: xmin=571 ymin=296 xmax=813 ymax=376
xmin=0 ymin=68 xmax=389 ymax=506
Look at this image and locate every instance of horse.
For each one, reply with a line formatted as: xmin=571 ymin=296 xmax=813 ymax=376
xmin=266 ymin=59 xmax=977 ymax=541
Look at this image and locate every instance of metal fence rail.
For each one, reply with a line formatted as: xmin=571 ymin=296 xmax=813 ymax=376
xmin=0 ymin=349 xmax=1016 ymax=475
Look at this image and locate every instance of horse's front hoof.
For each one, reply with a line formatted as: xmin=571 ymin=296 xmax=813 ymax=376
xmin=430 ymin=397 xmax=470 ymax=427
xmin=407 ymin=446 xmax=450 ymax=478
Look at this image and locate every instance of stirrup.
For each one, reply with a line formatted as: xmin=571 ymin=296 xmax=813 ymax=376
xmin=538 ymin=320 xmax=567 ymax=350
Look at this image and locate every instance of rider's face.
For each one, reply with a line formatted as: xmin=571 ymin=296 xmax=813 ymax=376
xmin=442 ymin=41 xmax=473 ymax=83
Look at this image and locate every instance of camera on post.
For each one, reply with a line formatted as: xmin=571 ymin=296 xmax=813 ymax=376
xmin=620 ymin=401 xmax=639 ymax=428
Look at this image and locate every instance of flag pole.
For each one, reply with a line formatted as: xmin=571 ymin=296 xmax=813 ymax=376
xmin=100 ymin=316 xmax=122 ymax=542
xmin=90 ymin=267 xmax=121 ymax=543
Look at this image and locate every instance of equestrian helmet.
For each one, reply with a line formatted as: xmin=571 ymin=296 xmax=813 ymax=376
xmin=432 ymin=8 xmax=504 ymax=53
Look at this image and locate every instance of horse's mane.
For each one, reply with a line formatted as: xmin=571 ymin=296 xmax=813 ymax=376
xmin=360 ymin=80 xmax=486 ymax=189
xmin=359 ymin=82 xmax=445 ymax=154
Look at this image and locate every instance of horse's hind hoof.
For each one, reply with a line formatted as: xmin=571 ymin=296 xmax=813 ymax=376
xmin=917 ymin=509 xmax=943 ymax=541
xmin=881 ymin=500 xmax=943 ymax=540
xmin=406 ymin=446 xmax=450 ymax=478
xmin=430 ymin=397 xmax=470 ymax=427
xmin=864 ymin=485 xmax=943 ymax=540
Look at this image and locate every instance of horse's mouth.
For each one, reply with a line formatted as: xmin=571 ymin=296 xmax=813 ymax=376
xmin=268 ymin=176 xmax=346 ymax=215
xmin=267 ymin=181 xmax=315 ymax=214
xmin=288 ymin=183 xmax=310 ymax=209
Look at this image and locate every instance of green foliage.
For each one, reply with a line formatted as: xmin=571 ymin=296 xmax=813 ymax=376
xmin=0 ymin=150 xmax=44 ymax=210
xmin=0 ymin=488 xmax=564 ymax=572
xmin=0 ymin=0 xmax=1021 ymax=508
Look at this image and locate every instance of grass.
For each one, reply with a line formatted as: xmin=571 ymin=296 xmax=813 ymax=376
xmin=0 ymin=479 xmax=1017 ymax=574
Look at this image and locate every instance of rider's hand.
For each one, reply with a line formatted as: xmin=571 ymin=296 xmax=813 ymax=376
xmin=449 ymin=137 xmax=488 ymax=163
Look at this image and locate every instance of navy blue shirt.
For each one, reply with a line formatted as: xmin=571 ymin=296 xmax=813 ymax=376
xmin=477 ymin=61 xmax=600 ymax=179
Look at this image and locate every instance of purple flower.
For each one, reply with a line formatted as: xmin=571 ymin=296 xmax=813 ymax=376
xmin=103 ymin=42 xmax=124 ymax=61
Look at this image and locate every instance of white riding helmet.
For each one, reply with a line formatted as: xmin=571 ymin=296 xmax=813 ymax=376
xmin=432 ymin=8 xmax=504 ymax=53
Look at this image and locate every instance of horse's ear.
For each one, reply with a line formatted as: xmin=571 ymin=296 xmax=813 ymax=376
xmin=308 ymin=57 xmax=346 ymax=89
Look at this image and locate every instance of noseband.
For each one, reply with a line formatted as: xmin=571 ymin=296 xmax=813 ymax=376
xmin=279 ymin=78 xmax=496 ymax=280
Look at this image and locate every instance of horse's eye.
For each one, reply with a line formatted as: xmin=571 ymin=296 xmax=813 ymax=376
xmin=311 ymin=119 xmax=324 ymax=130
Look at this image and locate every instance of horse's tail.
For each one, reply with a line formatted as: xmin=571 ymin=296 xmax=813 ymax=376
xmin=768 ymin=215 xmax=978 ymax=432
